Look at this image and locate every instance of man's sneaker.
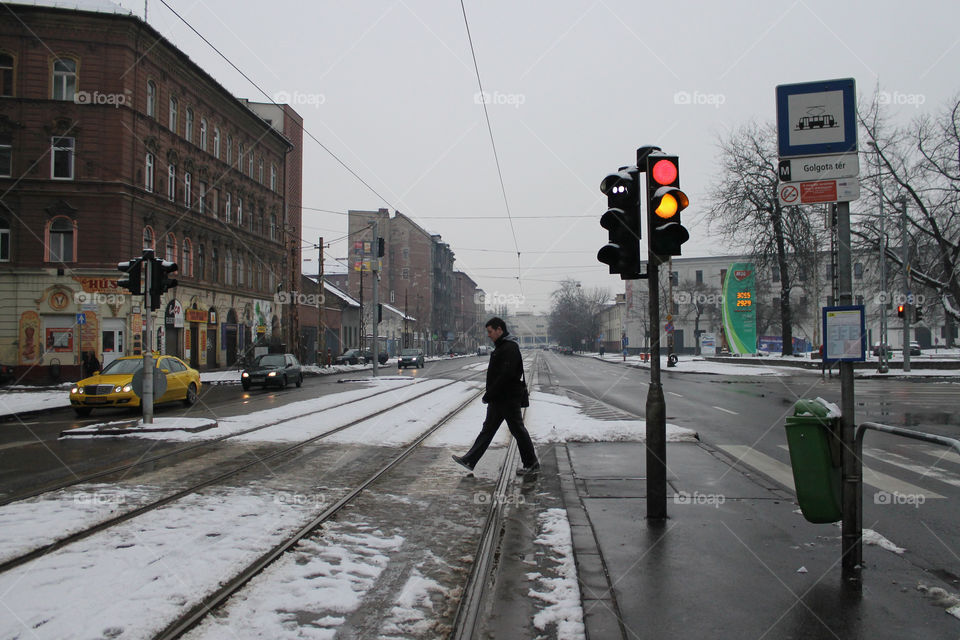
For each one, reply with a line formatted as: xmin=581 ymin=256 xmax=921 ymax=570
xmin=452 ymin=455 xmax=475 ymax=472
xmin=517 ymin=462 xmax=540 ymax=475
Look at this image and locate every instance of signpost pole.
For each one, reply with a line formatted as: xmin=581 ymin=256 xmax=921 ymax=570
xmin=646 ymin=256 xmax=667 ymax=520
xmin=142 ymin=251 xmax=154 ymax=425
xmin=900 ymin=198 xmax=911 ymax=373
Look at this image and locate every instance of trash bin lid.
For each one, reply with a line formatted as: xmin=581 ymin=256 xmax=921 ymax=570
xmin=793 ymin=399 xmax=833 ymax=418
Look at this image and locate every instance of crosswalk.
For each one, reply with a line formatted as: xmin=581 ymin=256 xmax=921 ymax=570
xmin=718 ymin=444 xmax=959 ymax=500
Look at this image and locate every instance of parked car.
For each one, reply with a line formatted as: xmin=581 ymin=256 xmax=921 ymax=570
xmin=908 ymin=341 xmax=922 ymax=356
xmin=871 ymin=342 xmax=892 ymax=357
xmin=398 ymin=348 xmax=425 ymax=369
xmin=335 ymin=349 xmax=366 ymax=365
xmin=361 ymin=349 xmax=390 ymax=365
xmin=241 ymin=353 xmax=303 ymax=391
xmin=69 ymin=355 xmax=201 ymax=417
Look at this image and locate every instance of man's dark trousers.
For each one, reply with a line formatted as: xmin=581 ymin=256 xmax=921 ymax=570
xmin=462 ymin=400 xmax=537 ymax=468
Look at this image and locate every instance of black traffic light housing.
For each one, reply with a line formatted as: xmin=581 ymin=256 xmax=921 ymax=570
xmin=149 ymin=257 xmax=178 ymax=310
xmin=897 ymin=304 xmax=905 ymax=319
xmin=597 ymin=166 xmax=642 ymax=279
xmin=377 ymin=237 xmax=385 ymax=258
xmin=915 ymin=305 xmax=923 ymax=321
xmin=117 ymin=258 xmax=143 ymax=295
xmin=646 ymin=154 xmax=690 ymax=258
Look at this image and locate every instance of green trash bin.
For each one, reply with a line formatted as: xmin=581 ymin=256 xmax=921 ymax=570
xmin=784 ymin=399 xmax=842 ymax=523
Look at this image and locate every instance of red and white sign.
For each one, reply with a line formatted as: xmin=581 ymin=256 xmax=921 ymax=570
xmin=779 ymin=178 xmax=859 ymax=206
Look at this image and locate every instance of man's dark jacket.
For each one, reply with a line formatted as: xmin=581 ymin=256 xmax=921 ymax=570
xmin=484 ymin=333 xmax=524 ymax=404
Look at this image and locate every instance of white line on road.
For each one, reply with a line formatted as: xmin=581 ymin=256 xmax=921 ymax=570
xmin=720 ymin=445 xmax=796 ymax=489
xmin=713 ymin=406 xmax=739 ymax=415
xmin=863 ymin=447 xmax=960 ymax=489
xmin=920 ymin=448 xmax=960 ymax=466
xmin=668 ymin=392 xmax=684 ymax=398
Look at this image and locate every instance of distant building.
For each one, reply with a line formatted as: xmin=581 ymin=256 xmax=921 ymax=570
xmin=505 ymin=311 xmax=551 ymax=347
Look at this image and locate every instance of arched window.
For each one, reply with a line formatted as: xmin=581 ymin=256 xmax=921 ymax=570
xmin=224 ymin=192 xmax=232 ymax=223
xmin=213 ymin=126 xmax=221 ymax=159
xmin=247 ymin=255 xmax=253 ymax=286
xmin=146 ymin=80 xmax=157 ymax=117
xmin=0 ymin=218 xmax=10 ymax=261
xmin=236 ymin=253 xmax=244 ymax=286
xmin=237 ymin=142 xmax=243 ymax=169
xmin=142 ymin=225 xmax=155 ymax=250
xmin=52 ymin=58 xmax=76 ymax=100
xmin=168 ymin=96 xmax=178 ymax=132
xmin=197 ymin=244 xmax=205 ymax=281
xmin=200 ymin=118 xmax=208 ymax=150
xmin=47 ymin=216 xmax=75 ymax=262
xmin=226 ymin=134 xmax=233 ymax=165
xmin=165 ymin=232 xmax=177 ymax=263
xmin=258 ymin=157 xmax=263 ymax=184
xmin=185 ymin=107 xmax=194 ymax=141
xmin=270 ymin=163 xmax=277 ymax=191
xmin=257 ymin=262 xmax=263 ymax=291
xmin=236 ymin=196 xmax=243 ymax=226
xmin=211 ymin=247 xmax=219 ymax=283
xmin=181 ymin=238 xmax=193 ymax=277
xmin=270 ymin=214 xmax=277 ymax=240
xmin=224 ymin=250 xmax=233 ymax=286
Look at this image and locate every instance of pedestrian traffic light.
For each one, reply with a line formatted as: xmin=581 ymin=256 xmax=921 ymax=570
xmin=149 ymin=257 xmax=178 ymax=310
xmin=646 ymin=154 xmax=690 ymax=258
xmin=597 ymin=166 xmax=642 ymax=279
xmin=117 ymin=258 xmax=143 ymax=295
xmin=897 ymin=304 xmax=905 ymax=318
xmin=915 ymin=305 xmax=923 ymax=321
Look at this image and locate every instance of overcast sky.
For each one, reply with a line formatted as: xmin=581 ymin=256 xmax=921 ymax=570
xmin=112 ymin=0 xmax=960 ymax=312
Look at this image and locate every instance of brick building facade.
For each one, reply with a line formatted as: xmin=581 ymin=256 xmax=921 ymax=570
xmin=0 ymin=1 xmax=302 ymax=381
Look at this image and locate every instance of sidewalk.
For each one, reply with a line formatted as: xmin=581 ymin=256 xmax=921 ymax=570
xmin=550 ymin=440 xmax=959 ymax=638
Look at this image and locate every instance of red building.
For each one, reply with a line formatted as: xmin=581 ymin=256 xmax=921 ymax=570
xmin=0 ymin=1 xmax=302 ymax=381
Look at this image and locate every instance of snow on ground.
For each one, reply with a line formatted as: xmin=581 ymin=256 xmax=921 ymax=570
xmin=0 ymin=390 xmax=71 ymax=417
xmin=830 ymin=523 xmax=906 ymax=555
xmin=589 ymin=353 xmax=796 ymax=377
xmin=377 ymin=567 xmax=448 ymax=638
xmin=184 ymin=519 xmax=405 ymax=640
xmin=528 ymin=508 xmax=586 ymax=640
xmin=66 ymin=416 xmax=215 ymax=434
xmin=0 ymin=486 xmax=345 ymax=640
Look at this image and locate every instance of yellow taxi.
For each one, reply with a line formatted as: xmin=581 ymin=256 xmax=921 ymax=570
xmin=69 ymin=354 xmax=201 ymax=417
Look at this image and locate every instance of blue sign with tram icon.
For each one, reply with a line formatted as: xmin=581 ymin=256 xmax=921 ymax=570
xmin=776 ymin=78 xmax=857 ymax=158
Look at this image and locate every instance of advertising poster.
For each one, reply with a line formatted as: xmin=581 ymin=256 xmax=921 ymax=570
xmin=722 ymin=263 xmax=757 ymax=355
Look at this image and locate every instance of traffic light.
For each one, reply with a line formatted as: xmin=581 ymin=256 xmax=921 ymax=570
xmin=597 ymin=166 xmax=642 ymax=279
xmin=915 ymin=305 xmax=923 ymax=321
xmin=377 ymin=237 xmax=385 ymax=258
xmin=377 ymin=303 xmax=383 ymax=323
xmin=149 ymin=257 xmax=178 ymax=310
xmin=897 ymin=304 xmax=905 ymax=318
xmin=646 ymin=154 xmax=690 ymax=258
xmin=117 ymin=258 xmax=143 ymax=295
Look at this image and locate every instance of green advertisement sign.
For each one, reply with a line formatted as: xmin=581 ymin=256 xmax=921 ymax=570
xmin=722 ymin=263 xmax=757 ymax=355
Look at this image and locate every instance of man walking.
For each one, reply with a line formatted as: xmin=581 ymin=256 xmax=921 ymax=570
xmin=453 ymin=317 xmax=539 ymax=475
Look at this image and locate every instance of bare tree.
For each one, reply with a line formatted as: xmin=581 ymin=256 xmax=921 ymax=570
xmin=549 ymin=278 xmax=610 ymax=350
xmin=706 ymin=122 xmax=823 ymax=355
xmin=855 ymin=93 xmax=960 ymax=346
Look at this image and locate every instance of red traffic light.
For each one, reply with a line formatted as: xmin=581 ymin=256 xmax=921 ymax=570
xmin=651 ymin=158 xmax=678 ymax=185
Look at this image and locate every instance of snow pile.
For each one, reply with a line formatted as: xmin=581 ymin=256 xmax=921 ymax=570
xmin=815 ymin=397 xmax=842 ymax=419
xmin=0 ymin=390 xmax=71 ymax=416
xmin=379 ymin=567 xmax=447 ymax=637
xmin=186 ymin=520 xmax=404 ymax=640
xmin=528 ymin=508 xmax=586 ymax=639
xmin=831 ymin=524 xmax=906 ymax=555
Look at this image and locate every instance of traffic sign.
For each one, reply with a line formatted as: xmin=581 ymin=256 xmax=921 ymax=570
xmin=776 ymin=78 xmax=857 ymax=158
xmin=76 ymin=312 xmax=86 ymax=325
xmin=779 ymin=178 xmax=859 ymax=206
xmin=664 ymin=322 xmax=674 ymax=334
xmin=778 ymin=153 xmax=859 ymax=183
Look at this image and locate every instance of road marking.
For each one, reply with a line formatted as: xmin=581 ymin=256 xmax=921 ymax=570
xmin=771 ymin=445 xmax=946 ymax=499
xmin=668 ymin=391 xmax=683 ymax=398
xmin=0 ymin=440 xmax=38 ymax=451
xmin=919 ymin=448 xmax=960 ymax=466
xmin=720 ymin=445 xmax=797 ymax=489
xmin=713 ymin=406 xmax=739 ymax=415
xmin=862 ymin=447 xmax=960 ymax=488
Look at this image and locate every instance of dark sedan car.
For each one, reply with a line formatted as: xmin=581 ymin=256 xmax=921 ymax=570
xmin=362 ymin=349 xmax=389 ymax=365
xmin=242 ymin=353 xmax=303 ymax=390
xmin=398 ymin=348 xmax=425 ymax=369
xmin=335 ymin=349 xmax=366 ymax=365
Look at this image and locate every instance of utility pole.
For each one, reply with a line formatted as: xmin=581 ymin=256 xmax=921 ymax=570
xmin=878 ymin=199 xmax=889 ymax=373
xmin=666 ymin=257 xmax=675 ymax=366
xmin=646 ymin=256 xmax=667 ymax=519
xmin=142 ymin=253 xmax=154 ymax=424
xmin=318 ymin=237 xmax=324 ymax=366
xmin=900 ymin=197 xmax=911 ymax=373
xmin=372 ymin=219 xmax=380 ymax=377
xmin=404 ymin=289 xmax=409 ymax=348
xmin=358 ymin=265 xmax=365 ymax=350
xmin=837 ymin=200 xmax=858 ymax=587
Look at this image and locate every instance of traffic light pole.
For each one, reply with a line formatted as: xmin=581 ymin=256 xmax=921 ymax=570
xmin=371 ymin=219 xmax=379 ymax=378
xmin=142 ymin=252 xmax=154 ymax=425
xmin=900 ymin=198 xmax=911 ymax=373
xmin=646 ymin=254 xmax=668 ymax=520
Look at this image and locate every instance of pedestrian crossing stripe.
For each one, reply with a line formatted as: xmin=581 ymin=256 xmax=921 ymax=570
xmin=919 ymin=447 xmax=960 ymax=467
xmin=862 ymin=447 xmax=960 ymax=490
xmin=717 ymin=445 xmax=945 ymax=499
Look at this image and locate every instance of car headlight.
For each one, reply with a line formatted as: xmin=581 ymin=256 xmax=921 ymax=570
xmin=122 ymin=384 xmax=133 ymax=393
xmin=71 ymin=387 xmax=78 ymax=394
xmin=114 ymin=386 xmax=123 ymax=393
xmin=242 ymin=372 xmax=249 ymax=378
xmin=267 ymin=371 xmax=277 ymax=377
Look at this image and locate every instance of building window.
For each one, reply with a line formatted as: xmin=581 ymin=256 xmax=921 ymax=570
xmin=199 ymin=118 xmax=208 ymax=151
xmin=211 ymin=189 xmax=219 ymax=220
xmin=402 ymin=247 xmax=409 ymax=261
xmin=197 ymin=244 xmax=205 ymax=280
xmin=258 ymin=157 xmax=263 ymax=184
xmin=401 ymin=268 xmax=410 ymax=280
xmin=237 ymin=142 xmax=243 ymax=169
xmin=167 ymin=164 xmax=176 ymax=201
xmin=144 ymin=152 xmax=154 ymax=191
xmin=185 ymin=107 xmax=194 ymax=142
xmin=168 ymin=96 xmax=178 ymax=132
xmin=695 ymin=270 xmax=703 ymax=285
xmin=0 ymin=219 xmax=10 ymax=261
xmin=225 ymin=192 xmax=232 ymax=223
xmin=52 ymin=58 xmax=76 ymax=101
xmin=198 ymin=181 xmax=207 ymax=214
xmin=270 ymin=214 xmax=277 ymax=240
xmin=237 ymin=254 xmax=244 ymax=286
xmin=226 ymin=135 xmax=233 ymax=165
xmin=237 ymin=197 xmax=243 ymax=226
xmin=670 ymin=271 xmax=679 ymax=286
xmin=0 ymin=137 xmax=10 ymax=177
xmin=248 ymin=152 xmax=253 ymax=177
xmin=213 ymin=126 xmax=221 ymax=159
xmin=184 ymin=171 xmax=191 ymax=208
xmin=181 ymin=238 xmax=192 ymax=277
xmin=0 ymin=53 xmax=14 ymax=97
xmin=143 ymin=225 xmax=155 ymax=250
xmin=47 ymin=217 xmax=75 ymax=262
xmin=854 ymin=262 xmax=864 ymax=280
xmin=257 ymin=263 xmax=263 ymax=290
xmin=165 ymin=232 xmax=177 ymax=262
xmin=225 ymin=250 xmax=233 ymax=286
xmin=146 ymin=80 xmax=157 ymax=118
xmin=211 ymin=248 xmax=218 ymax=283
xmin=270 ymin=164 xmax=277 ymax=191
xmin=51 ymin=137 xmax=75 ymax=180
